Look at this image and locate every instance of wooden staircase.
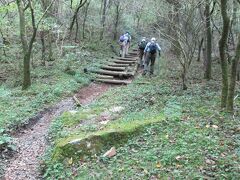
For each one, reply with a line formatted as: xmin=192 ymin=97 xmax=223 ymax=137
xmin=90 ymin=49 xmax=139 ymax=85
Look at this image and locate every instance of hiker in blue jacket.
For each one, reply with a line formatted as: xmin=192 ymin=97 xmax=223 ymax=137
xmin=143 ymin=37 xmax=161 ymax=75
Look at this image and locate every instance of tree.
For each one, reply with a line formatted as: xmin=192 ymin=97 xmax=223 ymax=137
xmin=99 ymin=0 xmax=109 ymax=40
xmin=227 ymin=33 xmax=240 ymax=111
xmin=219 ymin=0 xmax=230 ymax=108
xmin=16 ymin=0 xmax=55 ymax=89
xmin=112 ymin=0 xmax=122 ymax=40
xmin=82 ymin=0 xmax=91 ymax=39
xmin=161 ymin=0 xmax=203 ymax=90
xmin=204 ymin=0 xmax=212 ymax=80
xmin=69 ymin=0 xmax=88 ymax=40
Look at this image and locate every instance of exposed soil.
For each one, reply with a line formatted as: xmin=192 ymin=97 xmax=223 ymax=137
xmin=3 ymin=83 xmax=111 ymax=180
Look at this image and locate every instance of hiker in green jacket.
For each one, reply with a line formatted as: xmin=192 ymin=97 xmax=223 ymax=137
xmin=138 ymin=37 xmax=147 ymax=68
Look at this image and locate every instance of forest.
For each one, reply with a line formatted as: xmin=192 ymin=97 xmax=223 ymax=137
xmin=0 ymin=0 xmax=240 ymax=179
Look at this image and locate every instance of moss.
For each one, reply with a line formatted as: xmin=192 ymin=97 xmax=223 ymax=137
xmin=60 ymin=107 xmax=105 ymax=127
xmin=52 ymin=113 xmax=166 ymax=161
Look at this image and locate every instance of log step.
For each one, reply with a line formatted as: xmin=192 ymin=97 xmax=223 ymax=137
xmin=115 ymin=57 xmax=138 ymax=61
xmin=90 ymin=69 xmax=134 ymax=77
xmin=96 ymin=75 xmax=114 ymax=79
xmin=132 ymin=49 xmax=138 ymax=52
xmin=111 ymin=60 xmax=137 ymax=64
xmin=107 ymin=63 xmax=130 ymax=67
xmin=101 ymin=66 xmax=126 ymax=71
xmin=125 ymin=55 xmax=138 ymax=58
xmin=95 ymin=79 xmax=131 ymax=85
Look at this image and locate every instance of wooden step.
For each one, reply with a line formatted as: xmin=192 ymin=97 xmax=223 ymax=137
xmin=115 ymin=57 xmax=138 ymax=61
xmin=111 ymin=60 xmax=137 ymax=64
xmin=90 ymin=69 xmax=134 ymax=77
xmin=96 ymin=75 xmax=114 ymax=79
xmin=107 ymin=63 xmax=130 ymax=67
xmin=101 ymin=66 xmax=126 ymax=71
xmin=132 ymin=48 xmax=138 ymax=52
xmin=95 ymin=79 xmax=131 ymax=85
xmin=128 ymin=53 xmax=138 ymax=56
xmin=125 ymin=55 xmax=138 ymax=58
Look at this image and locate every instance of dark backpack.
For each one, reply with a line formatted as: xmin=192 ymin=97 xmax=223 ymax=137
xmin=149 ymin=43 xmax=157 ymax=54
xmin=139 ymin=41 xmax=147 ymax=50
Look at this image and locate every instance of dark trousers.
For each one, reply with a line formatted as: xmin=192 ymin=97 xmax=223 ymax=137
xmin=144 ymin=52 xmax=156 ymax=74
xmin=138 ymin=49 xmax=144 ymax=67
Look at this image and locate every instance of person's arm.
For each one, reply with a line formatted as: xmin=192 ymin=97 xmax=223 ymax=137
xmin=157 ymin=43 xmax=161 ymax=56
xmin=144 ymin=42 xmax=150 ymax=53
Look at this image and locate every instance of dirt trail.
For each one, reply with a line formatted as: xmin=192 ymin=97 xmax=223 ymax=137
xmin=3 ymin=83 xmax=110 ymax=180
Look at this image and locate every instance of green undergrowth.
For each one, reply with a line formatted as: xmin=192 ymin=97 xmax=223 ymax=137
xmin=0 ymin=40 xmax=115 ymax=132
xmin=52 ymin=112 xmax=166 ymax=160
xmin=42 ymin=56 xmax=240 ymax=179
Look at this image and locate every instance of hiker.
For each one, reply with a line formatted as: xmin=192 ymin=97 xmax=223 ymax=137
xmin=119 ymin=34 xmax=128 ymax=57
xmin=124 ymin=31 xmax=131 ymax=55
xmin=138 ymin=37 xmax=147 ymax=68
xmin=119 ymin=32 xmax=131 ymax=58
xmin=143 ymin=37 xmax=161 ymax=75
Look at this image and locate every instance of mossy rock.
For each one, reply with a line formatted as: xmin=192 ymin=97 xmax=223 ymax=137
xmin=52 ymin=113 xmax=166 ymax=161
xmin=53 ymin=129 xmax=132 ymax=160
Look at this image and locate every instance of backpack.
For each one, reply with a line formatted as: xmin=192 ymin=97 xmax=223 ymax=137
xmin=139 ymin=41 xmax=147 ymax=50
xmin=127 ymin=34 xmax=131 ymax=42
xmin=119 ymin=35 xmax=125 ymax=42
xmin=149 ymin=43 xmax=157 ymax=54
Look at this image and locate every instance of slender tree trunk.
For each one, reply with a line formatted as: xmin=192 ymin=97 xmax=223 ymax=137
xmin=182 ymin=65 xmax=188 ymax=90
xmin=204 ymin=0 xmax=212 ymax=80
xmin=69 ymin=0 xmax=87 ymax=37
xmin=75 ymin=15 xmax=79 ymax=42
xmin=100 ymin=0 xmax=108 ymax=40
xmin=82 ymin=0 xmax=91 ymax=39
xmin=197 ymin=38 xmax=204 ymax=62
xmin=219 ymin=0 xmax=230 ymax=108
xmin=40 ymin=31 xmax=46 ymax=65
xmin=17 ymin=0 xmax=31 ymax=89
xmin=18 ymin=0 xmax=55 ymax=89
xmin=113 ymin=2 xmax=120 ymax=40
xmin=227 ymin=33 xmax=240 ymax=111
xmin=48 ymin=31 xmax=53 ymax=61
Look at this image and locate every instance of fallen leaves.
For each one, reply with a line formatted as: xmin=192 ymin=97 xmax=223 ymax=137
xmin=156 ymin=162 xmax=162 ymax=168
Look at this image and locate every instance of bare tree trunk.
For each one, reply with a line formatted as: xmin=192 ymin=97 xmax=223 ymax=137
xmin=227 ymin=33 xmax=240 ymax=111
xmin=204 ymin=0 xmax=212 ymax=80
xmin=69 ymin=0 xmax=87 ymax=37
xmin=48 ymin=31 xmax=53 ymax=61
xmin=40 ymin=31 xmax=46 ymax=65
xmin=17 ymin=0 xmax=31 ymax=89
xmin=219 ymin=0 xmax=230 ymax=108
xmin=113 ymin=1 xmax=120 ymax=40
xmin=82 ymin=0 xmax=91 ymax=39
xmin=182 ymin=65 xmax=188 ymax=90
xmin=100 ymin=0 xmax=108 ymax=40
xmin=0 ymin=29 xmax=7 ymax=57
xmin=75 ymin=15 xmax=79 ymax=42
xmin=17 ymin=0 xmax=55 ymax=89
xmin=197 ymin=38 xmax=204 ymax=62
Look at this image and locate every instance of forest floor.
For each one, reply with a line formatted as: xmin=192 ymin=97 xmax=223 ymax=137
xmin=1 ymin=48 xmax=240 ymax=179
xmin=40 ymin=53 xmax=239 ymax=179
xmin=0 ymin=41 xmax=115 ymax=179
xmin=3 ymin=83 xmax=110 ymax=180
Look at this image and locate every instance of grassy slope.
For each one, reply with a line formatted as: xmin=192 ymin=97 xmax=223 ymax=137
xmin=0 ymin=41 xmax=114 ymax=131
xmin=43 ymin=55 xmax=240 ymax=179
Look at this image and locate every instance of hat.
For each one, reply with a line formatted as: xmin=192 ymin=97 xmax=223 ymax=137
xmin=151 ymin=37 xmax=156 ymax=42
